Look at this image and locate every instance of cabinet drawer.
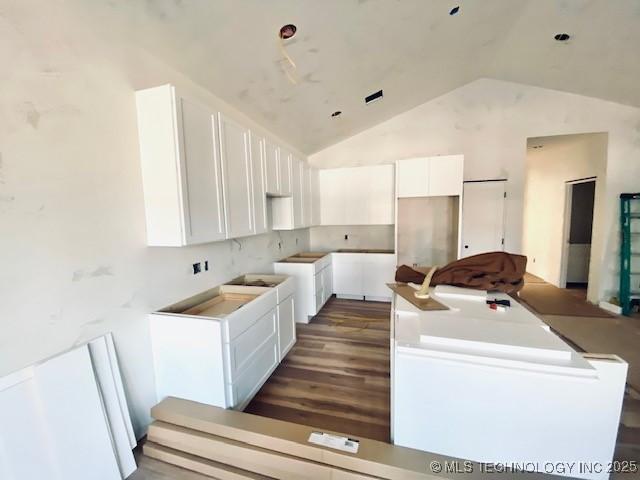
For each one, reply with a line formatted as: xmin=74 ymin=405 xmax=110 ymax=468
xmin=225 ymin=309 xmax=276 ymax=380
xmin=227 ymin=335 xmax=278 ymax=409
xmin=223 ymin=289 xmax=277 ymax=341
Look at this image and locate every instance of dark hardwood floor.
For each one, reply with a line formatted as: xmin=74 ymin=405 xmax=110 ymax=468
xmin=244 ymin=296 xmax=391 ymax=442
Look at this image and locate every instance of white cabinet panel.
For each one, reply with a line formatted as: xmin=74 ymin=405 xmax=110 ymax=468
xmin=396 ymin=158 xmax=429 ymax=198
xmin=136 ymin=84 xmax=226 ymax=246
xmin=302 ymin=162 xmax=312 ymax=227
xmin=311 ymin=167 xmax=321 ymax=226
xmin=179 ymin=98 xmax=226 ymax=244
xmin=277 ymin=295 xmax=296 ymax=360
xmin=279 ymin=148 xmax=292 ymax=196
xmin=429 ymin=155 xmax=464 ymax=196
xmin=397 ymin=155 xmax=464 ymax=198
xmin=218 ymin=113 xmax=254 ymax=239
xmin=362 ymin=254 xmax=396 ymax=300
xmin=264 ymin=139 xmax=280 ymax=195
xmin=249 ymin=132 xmax=268 ymax=234
xmin=291 ymin=157 xmax=304 ymax=228
xmin=322 ymin=264 xmax=333 ymax=303
xmin=319 ymin=165 xmax=394 ymax=225
xmin=332 ymin=254 xmax=364 ymax=297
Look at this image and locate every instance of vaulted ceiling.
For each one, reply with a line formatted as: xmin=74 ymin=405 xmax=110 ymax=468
xmin=86 ymin=0 xmax=640 ymax=153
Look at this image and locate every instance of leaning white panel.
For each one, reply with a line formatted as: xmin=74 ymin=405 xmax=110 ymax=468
xmin=89 ymin=334 xmax=137 ymax=478
xmin=0 ymin=336 xmax=136 ymax=480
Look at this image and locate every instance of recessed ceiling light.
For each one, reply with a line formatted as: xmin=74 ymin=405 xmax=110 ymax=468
xmin=365 ymin=90 xmax=383 ymax=104
xmin=279 ymin=24 xmax=297 ymax=40
xmin=449 ymin=6 xmax=460 ymax=15
xmin=331 ymin=111 xmax=342 ymax=118
xmin=554 ymin=33 xmax=570 ymax=42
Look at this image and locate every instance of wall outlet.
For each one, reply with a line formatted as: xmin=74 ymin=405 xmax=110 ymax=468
xmin=192 ymin=262 xmax=201 ymax=274
xmin=204 ymin=260 xmax=209 ymax=271
xmin=278 ymin=242 xmax=282 ymax=250
xmin=344 ymin=234 xmax=348 ymax=240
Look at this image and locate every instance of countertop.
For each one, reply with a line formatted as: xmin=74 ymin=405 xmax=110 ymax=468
xmin=393 ymin=288 xmax=596 ymax=376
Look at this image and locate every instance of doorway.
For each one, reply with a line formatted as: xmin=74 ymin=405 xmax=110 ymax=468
xmin=560 ymin=178 xmax=596 ymax=296
xmin=461 ymin=180 xmax=506 ymax=257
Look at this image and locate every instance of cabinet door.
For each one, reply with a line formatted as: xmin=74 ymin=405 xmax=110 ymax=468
xmin=311 ymin=168 xmax=321 ymax=226
xmin=362 ymin=255 xmax=396 ymax=300
xmin=366 ymin=164 xmax=395 ymax=224
xmin=428 ymin=155 xmax=464 ymax=196
xmin=249 ymin=132 xmax=268 ymax=234
xmin=218 ymin=113 xmax=254 ymax=239
xmin=322 ymin=264 xmax=333 ymax=303
xmin=264 ymin=139 xmax=280 ymax=195
xmin=291 ymin=157 xmax=304 ymax=228
xmin=319 ymin=169 xmax=347 ymax=225
xmin=277 ymin=296 xmax=296 ymax=360
xmin=279 ymin=148 xmax=292 ymax=196
xmin=332 ymin=255 xmax=364 ymax=297
xmin=396 ymin=157 xmax=429 ymax=198
xmin=302 ymin=162 xmax=312 ymax=227
xmin=178 ymin=98 xmax=227 ymax=244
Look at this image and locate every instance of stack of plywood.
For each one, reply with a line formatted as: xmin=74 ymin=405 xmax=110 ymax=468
xmin=144 ymin=397 xmax=557 ymax=480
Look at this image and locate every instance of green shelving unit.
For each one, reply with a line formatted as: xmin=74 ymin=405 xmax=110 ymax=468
xmin=620 ymin=193 xmax=640 ymax=316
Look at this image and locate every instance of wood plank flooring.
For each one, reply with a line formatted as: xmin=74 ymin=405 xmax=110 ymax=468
xmin=244 ymin=296 xmax=391 ymax=442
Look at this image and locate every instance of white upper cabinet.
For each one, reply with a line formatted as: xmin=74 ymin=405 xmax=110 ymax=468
xmin=311 ymin=167 xmax=321 ymax=226
xmin=136 ymin=85 xmax=226 ymax=246
xmin=263 ymin=139 xmax=280 ymax=195
xmin=302 ymin=162 xmax=312 ymax=227
xmin=320 ymin=165 xmax=394 ymax=225
xmin=249 ymin=132 xmax=268 ymax=235
xmin=396 ymin=157 xmax=429 ymax=198
xmin=428 ymin=155 xmax=464 ymax=196
xmin=397 ymin=155 xmax=463 ymax=198
xmin=271 ymin=157 xmax=304 ymax=230
xmin=218 ymin=113 xmax=254 ymax=239
xmin=279 ymin=148 xmax=292 ymax=196
xmin=291 ymin=157 xmax=304 ymax=228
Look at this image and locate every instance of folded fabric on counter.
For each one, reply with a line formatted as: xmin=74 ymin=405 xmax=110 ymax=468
xmin=395 ymin=251 xmax=527 ymax=294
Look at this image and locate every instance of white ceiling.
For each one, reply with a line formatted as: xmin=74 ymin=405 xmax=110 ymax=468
xmin=85 ymin=0 xmax=640 ymax=153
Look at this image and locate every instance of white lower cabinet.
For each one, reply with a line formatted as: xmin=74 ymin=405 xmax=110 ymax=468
xmin=277 ymin=294 xmax=296 ymax=360
xmin=273 ymin=254 xmax=332 ymax=323
xmin=332 ymin=253 xmax=396 ymax=301
xmin=150 ymin=284 xmax=291 ymax=410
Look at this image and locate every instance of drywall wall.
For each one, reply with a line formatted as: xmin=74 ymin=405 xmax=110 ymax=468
xmin=309 ymin=225 xmax=395 ymax=252
xmin=0 ymin=2 xmax=309 ymax=437
xmin=310 ymin=78 xmax=640 ymax=303
xmin=523 ymin=134 xmax=606 ymax=295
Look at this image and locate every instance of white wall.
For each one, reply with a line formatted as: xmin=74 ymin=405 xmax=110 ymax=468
xmin=0 ymin=1 xmax=309 ymax=436
xmin=523 ymin=134 xmax=607 ymax=295
xmin=310 ymin=78 xmax=640 ymax=303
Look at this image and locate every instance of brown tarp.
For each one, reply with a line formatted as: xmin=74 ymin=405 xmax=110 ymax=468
xmin=395 ymin=251 xmax=527 ymax=293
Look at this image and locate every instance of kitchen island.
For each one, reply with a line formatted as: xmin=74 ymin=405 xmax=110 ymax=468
xmin=391 ymin=287 xmax=627 ymax=480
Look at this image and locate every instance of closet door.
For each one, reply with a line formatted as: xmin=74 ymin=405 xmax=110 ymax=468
xmin=179 ymin=97 xmax=226 ymax=243
xmin=249 ymin=132 xmax=268 ymax=235
xmin=218 ymin=113 xmax=254 ymax=239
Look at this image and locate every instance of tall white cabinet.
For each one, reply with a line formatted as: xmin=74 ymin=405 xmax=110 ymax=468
xmin=396 ymin=155 xmax=463 ymax=198
xmin=136 ymin=85 xmax=226 ymax=246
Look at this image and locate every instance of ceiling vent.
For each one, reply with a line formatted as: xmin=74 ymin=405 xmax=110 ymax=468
xmin=554 ymin=33 xmax=570 ymax=42
xmin=365 ymin=90 xmax=383 ymax=104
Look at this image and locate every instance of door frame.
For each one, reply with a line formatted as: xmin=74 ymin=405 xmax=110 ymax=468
xmin=559 ymin=176 xmax=596 ymax=288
